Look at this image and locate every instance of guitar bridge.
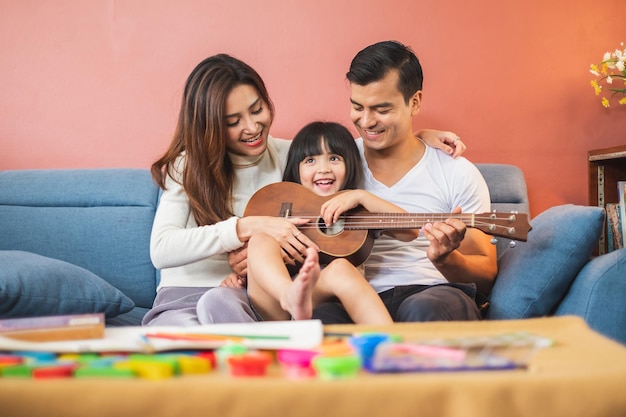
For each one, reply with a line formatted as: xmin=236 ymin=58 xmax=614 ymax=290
xmin=280 ymin=203 xmax=292 ymax=218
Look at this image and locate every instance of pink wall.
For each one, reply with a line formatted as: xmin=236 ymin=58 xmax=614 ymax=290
xmin=1 ymin=0 xmax=624 ymax=215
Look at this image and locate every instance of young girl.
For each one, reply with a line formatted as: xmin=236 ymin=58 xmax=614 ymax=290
xmin=246 ymin=121 xmax=419 ymax=324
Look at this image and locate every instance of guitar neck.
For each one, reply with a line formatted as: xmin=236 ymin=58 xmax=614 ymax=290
xmin=342 ymin=212 xmax=529 ymax=241
xmin=345 ymin=213 xmax=476 ymax=230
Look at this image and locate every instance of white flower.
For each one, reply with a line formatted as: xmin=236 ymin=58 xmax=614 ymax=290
xmin=589 ymin=42 xmax=626 ymax=108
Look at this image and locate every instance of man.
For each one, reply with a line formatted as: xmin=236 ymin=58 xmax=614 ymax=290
xmin=312 ymin=40 xmax=497 ymax=323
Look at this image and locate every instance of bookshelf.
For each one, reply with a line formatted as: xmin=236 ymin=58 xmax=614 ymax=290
xmin=588 ymin=145 xmax=626 ymax=254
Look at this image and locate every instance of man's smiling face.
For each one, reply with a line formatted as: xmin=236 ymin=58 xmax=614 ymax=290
xmin=349 ymin=69 xmax=421 ymax=151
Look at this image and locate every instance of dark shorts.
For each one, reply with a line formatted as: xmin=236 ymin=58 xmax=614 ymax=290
xmin=312 ymin=282 xmax=486 ymax=324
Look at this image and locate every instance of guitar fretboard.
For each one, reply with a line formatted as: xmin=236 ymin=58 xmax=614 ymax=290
xmin=343 ymin=213 xmax=475 ymax=230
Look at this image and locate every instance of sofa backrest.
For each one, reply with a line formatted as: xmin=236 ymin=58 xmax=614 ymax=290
xmin=475 ymin=163 xmax=529 ymax=215
xmin=0 ymin=169 xmax=160 ymax=309
xmin=475 ymin=163 xmax=530 ymax=255
xmin=0 ymin=164 xmax=530 ymax=309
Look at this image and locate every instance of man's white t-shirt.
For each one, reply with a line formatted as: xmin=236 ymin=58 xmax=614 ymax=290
xmin=355 ymin=138 xmax=491 ymax=293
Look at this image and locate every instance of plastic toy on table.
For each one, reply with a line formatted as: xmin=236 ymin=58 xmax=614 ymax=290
xmin=276 ymin=349 xmax=318 ymax=379
xmin=367 ymin=332 xmax=552 ymax=373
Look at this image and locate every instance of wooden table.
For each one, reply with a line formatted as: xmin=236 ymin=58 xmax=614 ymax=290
xmin=1 ymin=316 xmax=626 ymax=417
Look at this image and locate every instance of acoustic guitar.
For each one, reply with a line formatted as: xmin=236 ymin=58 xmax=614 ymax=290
xmin=244 ymin=182 xmax=532 ymax=266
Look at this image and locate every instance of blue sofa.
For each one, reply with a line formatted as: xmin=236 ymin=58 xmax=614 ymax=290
xmin=0 ymin=166 xmax=624 ymax=344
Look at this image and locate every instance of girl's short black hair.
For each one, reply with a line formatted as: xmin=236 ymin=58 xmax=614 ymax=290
xmin=283 ymin=121 xmax=363 ymax=190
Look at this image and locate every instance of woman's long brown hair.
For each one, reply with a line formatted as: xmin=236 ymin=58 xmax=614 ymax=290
xmin=151 ymin=54 xmax=274 ymax=225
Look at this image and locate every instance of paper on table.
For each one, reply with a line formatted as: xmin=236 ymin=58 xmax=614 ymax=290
xmin=0 ymin=320 xmax=323 ymax=353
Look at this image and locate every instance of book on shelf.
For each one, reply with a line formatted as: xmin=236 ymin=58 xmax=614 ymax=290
xmin=606 ymin=203 xmax=623 ymax=251
xmin=619 ymin=181 xmax=626 ymax=248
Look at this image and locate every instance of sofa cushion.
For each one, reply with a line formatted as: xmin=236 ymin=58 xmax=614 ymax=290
xmin=486 ymin=204 xmax=605 ymax=320
xmin=0 ymin=250 xmax=135 ymax=319
xmin=0 ymin=169 xmax=160 ymax=309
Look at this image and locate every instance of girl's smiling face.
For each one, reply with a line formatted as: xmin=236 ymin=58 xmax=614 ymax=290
xmin=298 ymin=140 xmax=347 ymax=197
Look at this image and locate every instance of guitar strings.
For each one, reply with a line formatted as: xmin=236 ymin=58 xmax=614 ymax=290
xmin=284 ymin=214 xmax=523 ymax=236
xmin=282 ymin=214 xmax=520 ymax=222
xmin=282 ymin=214 xmax=510 ymax=221
xmin=291 ymin=221 xmax=515 ymax=230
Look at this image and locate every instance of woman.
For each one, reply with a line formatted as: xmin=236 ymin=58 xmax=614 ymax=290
xmin=142 ymin=54 xmax=464 ymax=326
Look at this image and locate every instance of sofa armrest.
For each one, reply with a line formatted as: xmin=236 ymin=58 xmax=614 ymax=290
xmin=555 ymin=248 xmax=626 ymax=344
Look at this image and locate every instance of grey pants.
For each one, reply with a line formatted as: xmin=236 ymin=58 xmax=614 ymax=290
xmin=141 ymin=286 xmax=257 ymax=326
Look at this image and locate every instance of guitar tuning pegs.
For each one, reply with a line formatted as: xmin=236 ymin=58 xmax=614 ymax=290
xmin=509 ymin=241 xmax=517 ymax=248
xmin=490 ymin=237 xmax=498 ymax=245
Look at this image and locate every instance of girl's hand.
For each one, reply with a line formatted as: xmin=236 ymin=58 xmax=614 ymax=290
xmin=319 ymin=190 xmax=365 ymax=226
xmin=417 ymin=129 xmax=466 ymax=158
xmin=220 ymin=273 xmax=247 ymax=288
xmin=320 ymin=190 xmax=419 ymax=243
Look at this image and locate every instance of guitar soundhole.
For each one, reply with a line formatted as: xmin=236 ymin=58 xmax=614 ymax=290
xmin=316 ymin=217 xmax=345 ymax=236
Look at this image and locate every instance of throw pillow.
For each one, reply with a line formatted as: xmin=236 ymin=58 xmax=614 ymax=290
xmin=486 ymin=204 xmax=605 ymax=320
xmin=0 ymin=250 xmax=135 ymax=318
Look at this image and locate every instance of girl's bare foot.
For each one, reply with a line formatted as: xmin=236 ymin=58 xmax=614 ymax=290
xmin=280 ymin=247 xmax=320 ymax=320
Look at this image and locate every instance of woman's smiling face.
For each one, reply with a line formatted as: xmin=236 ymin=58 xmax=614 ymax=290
xmin=224 ymin=84 xmax=272 ymax=157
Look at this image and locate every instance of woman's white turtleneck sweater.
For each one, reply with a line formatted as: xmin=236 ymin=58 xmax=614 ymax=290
xmin=150 ymin=136 xmax=291 ymax=289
